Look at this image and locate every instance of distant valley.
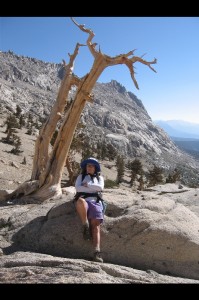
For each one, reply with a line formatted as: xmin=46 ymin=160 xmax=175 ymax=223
xmin=154 ymin=120 xmax=199 ymax=139
xmin=154 ymin=120 xmax=199 ymax=159
xmin=171 ymin=137 xmax=199 ymax=160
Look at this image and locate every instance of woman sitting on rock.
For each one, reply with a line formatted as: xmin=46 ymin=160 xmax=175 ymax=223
xmin=74 ymin=157 xmax=104 ymax=263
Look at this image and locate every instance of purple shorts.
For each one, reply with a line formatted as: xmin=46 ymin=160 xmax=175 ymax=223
xmin=86 ymin=200 xmax=104 ymax=223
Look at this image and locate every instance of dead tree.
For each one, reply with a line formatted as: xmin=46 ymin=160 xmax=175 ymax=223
xmin=7 ymin=18 xmax=157 ymax=204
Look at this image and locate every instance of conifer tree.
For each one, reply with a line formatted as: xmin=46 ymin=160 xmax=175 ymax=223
xmin=166 ymin=168 xmax=181 ymax=183
xmin=148 ymin=165 xmax=164 ymax=186
xmin=4 ymin=114 xmax=19 ymax=134
xmin=10 ymin=136 xmax=23 ymax=155
xmin=138 ymin=174 xmax=144 ymax=190
xmin=19 ymin=115 xmax=26 ymax=128
xmin=116 ymin=155 xmax=125 ymax=184
xmin=130 ymin=159 xmax=143 ymax=185
xmin=15 ymin=105 xmax=22 ymax=118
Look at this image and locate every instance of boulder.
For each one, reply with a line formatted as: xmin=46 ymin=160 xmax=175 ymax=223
xmin=1 ymin=187 xmax=199 ymax=280
xmin=0 ymin=251 xmax=198 ymax=283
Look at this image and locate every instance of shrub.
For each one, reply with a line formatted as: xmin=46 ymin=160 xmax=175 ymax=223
xmin=104 ymin=179 xmax=118 ymax=188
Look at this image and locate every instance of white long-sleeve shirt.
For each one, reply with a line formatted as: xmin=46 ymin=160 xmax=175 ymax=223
xmin=75 ymin=174 xmax=104 ymax=201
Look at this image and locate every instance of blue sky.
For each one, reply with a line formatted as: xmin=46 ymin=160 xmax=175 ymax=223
xmin=1 ymin=17 xmax=199 ymax=123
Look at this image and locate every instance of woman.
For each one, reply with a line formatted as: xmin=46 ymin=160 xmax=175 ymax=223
xmin=74 ymin=157 xmax=104 ymax=263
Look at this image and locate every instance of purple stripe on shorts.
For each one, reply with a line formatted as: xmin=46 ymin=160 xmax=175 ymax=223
xmin=86 ymin=200 xmax=104 ymax=223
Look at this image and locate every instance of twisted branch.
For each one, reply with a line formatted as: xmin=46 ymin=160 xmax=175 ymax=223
xmin=103 ymin=51 xmax=157 ymax=90
xmin=71 ymin=17 xmax=98 ymax=58
xmin=71 ymin=18 xmax=157 ymax=90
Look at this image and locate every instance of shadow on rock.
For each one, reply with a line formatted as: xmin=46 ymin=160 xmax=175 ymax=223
xmin=3 ymin=216 xmax=47 ymax=255
xmin=5 ymin=200 xmax=95 ymax=261
xmin=105 ymin=203 xmax=126 ymax=218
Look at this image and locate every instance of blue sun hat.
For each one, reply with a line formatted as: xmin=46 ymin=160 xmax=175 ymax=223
xmin=80 ymin=157 xmax=101 ymax=172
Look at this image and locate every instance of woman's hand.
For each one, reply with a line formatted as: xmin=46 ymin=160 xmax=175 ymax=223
xmin=81 ymin=182 xmax=88 ymax=187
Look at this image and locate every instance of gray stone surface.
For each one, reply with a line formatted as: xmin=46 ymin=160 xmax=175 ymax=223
xmin=0 ymin=251 xmax=198 ymax=284
xmin=1 ymin=184 xmax=199 ymax=282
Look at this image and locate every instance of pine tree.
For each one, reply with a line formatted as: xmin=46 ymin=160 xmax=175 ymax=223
xmin=15 ymin=105 xmax=22 ymax=118
xmin=166 ymin=168 xmax=181 ymax=183
xmin=106 ymin=143 xmax=117 ymax=161
xmin=4 ymin=114 xmax=19 ymax=134
xmin=130 ymin=171 xmax=137 ymax=186
xmin=130 ymin=159 xmax=143 ymax=185
xmin=148 ymin=165 xmax=164 ymax=186
xmin=166 ymin=174 xmax=173 ymax=183
xmin=172 ymin=168 xmax=181 ymax=182
xmin=138 ymin=174 xmax=144 ymax=190
xmin=131 ymin=159 xmax=143 ymax=174
xmin=95 ymin=140 xmax=117 ymax=161
xmin=116 ymin=155 xmax=125 ymax=184
xmin=26 ymin=126 xmax=33 ymax=135
xmin=10 ymin=136 xmax=23 ymax=155
xmin=27 ymin=113 xmax=33 ymax=124
xmin=19 ymin=115 xmax=26 ymax=128
xmin=81 ymin=142 xmax=94 ymax=161
xmin=4 ymin=127 xmax=17 ymax=144
xmin=96 ymin=140 xmax=107 ymax=160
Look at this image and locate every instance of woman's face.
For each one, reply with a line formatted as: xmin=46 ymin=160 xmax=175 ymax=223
xmin=86 ymin=163 xmax=95 ymax=174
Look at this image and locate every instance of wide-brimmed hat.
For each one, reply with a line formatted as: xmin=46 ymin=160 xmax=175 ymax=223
xmin=80 ymin=157 xmax=101 ymax=172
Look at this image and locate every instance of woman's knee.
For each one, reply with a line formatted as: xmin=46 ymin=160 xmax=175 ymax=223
xmin=90 ymin=219 xmax=101 ymax=227
xmin=76 ymin=197 xmax=87 ymax=208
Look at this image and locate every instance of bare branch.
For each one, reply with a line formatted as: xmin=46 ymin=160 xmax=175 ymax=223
xmin=62 ymin=59 xmax=67 ymax=67
xmin=130 ymin=56 xmax=157 ymax=73
xmin=70 ymin=18 xmax=156 ymax=90
xmin=125 ymin=59 xmax=139 ymax=89
xmin=126 ymin=56 xmax=157 ymax=89
xmin=102 ymin=50 xmax=157 ymax=89
xmin=71 ymin=17 xmax=98 ymax=58
xmin=67 ymin=42 xmax=84 ymax=72
xmin=123 ymin=49 xmax=137 ymax=58
xmin=114 ymin=49 xmax=136 ymax=60
xmin=141 ymin=53 xmax=147 ymax=58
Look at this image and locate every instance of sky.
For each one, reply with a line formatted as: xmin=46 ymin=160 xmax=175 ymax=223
xmin=1 ymin=17 xmax=199 ymax=124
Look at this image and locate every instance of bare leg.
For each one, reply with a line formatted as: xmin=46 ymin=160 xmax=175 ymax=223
xmin=75 ymin=197 xmax=88 ymax=225
xmin=90 ymin=219 xmax=101 ymax=251
xmin=75 ymin=198 xmax=91 ymax=240
xmin=90 ymin=219 xmax=103 ymax=262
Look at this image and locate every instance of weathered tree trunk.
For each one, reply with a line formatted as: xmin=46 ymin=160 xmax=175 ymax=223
xmin=8 ymin=18 xmax=157 ymax=204
xmin=65 ymin=157 xmax=76 ymax=186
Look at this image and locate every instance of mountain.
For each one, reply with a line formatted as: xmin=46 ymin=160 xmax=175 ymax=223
xmin=1 ymin=50 xmax=199 ymax=186
xmin=154 ymin=120 xmax=199 ymax=139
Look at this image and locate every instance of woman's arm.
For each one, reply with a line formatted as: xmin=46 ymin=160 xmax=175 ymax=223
xmin=75 ymin=175 xmax=90 ymax=193
xmin=75 ymin=175 xmax=104 ymax=192
xmin=87 ymin=176 xmax=104 ymax=191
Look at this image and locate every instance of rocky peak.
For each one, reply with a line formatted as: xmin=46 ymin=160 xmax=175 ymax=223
xmin=0 ymin=50 xmax=63 ymax=92
xmin=107 ymin=80 xmax=146 ymax=111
